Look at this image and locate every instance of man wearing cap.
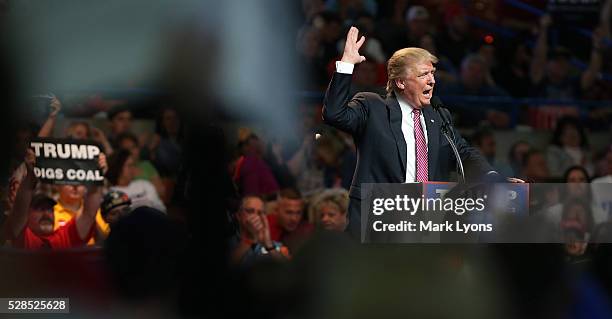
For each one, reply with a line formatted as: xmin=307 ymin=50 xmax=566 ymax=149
xmin=100 ymin=190 xmax=132 ymax=227
xmin=5 ymin=150 xmax=106 ymax=250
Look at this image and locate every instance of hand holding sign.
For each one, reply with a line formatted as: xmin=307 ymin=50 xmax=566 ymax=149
xmin=98 ymin=153 xmax=108 ymax=175
xmin=25 ymin=149 xmax=36 ymax=170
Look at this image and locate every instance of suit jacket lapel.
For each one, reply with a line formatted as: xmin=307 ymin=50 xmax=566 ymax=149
xmin=385 ymin=94 xmax=407 ymax=177
xmin=423 ymin=106 xmax=440 ymax=180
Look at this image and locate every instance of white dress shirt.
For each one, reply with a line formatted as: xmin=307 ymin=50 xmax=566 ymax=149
xmin=336 ymin=61 xmax=428 ymax=182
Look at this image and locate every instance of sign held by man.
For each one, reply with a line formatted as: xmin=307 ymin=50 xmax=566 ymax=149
xmin=30 ymin=138 xmax=105 ymax=185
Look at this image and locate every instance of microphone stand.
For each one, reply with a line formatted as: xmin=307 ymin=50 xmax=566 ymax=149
xmin=433 ymin=107 xmax=465 ymax=183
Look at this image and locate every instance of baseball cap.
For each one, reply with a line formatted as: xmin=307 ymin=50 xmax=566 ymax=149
xmin=101 ymin=190 xmax=132 ymax=217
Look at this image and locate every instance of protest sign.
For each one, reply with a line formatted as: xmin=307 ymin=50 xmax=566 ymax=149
xmin=30 ymin=138 xmax=104 ymax=185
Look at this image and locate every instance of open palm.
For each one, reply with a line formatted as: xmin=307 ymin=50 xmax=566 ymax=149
xmin=341 ymin=26 xmax=366 ymax=65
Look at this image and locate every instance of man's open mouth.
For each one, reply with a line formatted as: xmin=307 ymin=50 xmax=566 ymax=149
xmin=423 ymin=89 xmax=432 ymax=98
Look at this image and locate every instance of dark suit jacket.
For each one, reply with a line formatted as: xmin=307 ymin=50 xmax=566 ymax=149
xmin=322 ymin=72 xmax=493 ymax=200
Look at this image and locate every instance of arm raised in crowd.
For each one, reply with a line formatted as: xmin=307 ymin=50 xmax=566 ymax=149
xmin=530 ymin=14 xmax=552 ymax=85
xmin=7 ymin=149 xmax=38 ymax=238
xmin=91 ymin=127 xmax=114 ymax=155
xmin=37 ymin=96 xmax=61 ymax=138
xmin=581 ymin=26 xmax=605 ymax=90
xmin=75 ymin=153 xmax=107 ymax=240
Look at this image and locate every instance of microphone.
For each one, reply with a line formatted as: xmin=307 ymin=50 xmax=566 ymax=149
xmin=431 ymin=96 xmax=465 ymax=183
xmin=431 ymin=96 xmax=444 ymax=110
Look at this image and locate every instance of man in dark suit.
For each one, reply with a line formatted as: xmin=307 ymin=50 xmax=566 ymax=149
xmin=323 ymin=27 xmax=515 ymax=239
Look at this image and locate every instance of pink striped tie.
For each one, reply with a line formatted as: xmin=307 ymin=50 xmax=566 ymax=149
xmin=413 ymin=109 xmax=428 ymax=182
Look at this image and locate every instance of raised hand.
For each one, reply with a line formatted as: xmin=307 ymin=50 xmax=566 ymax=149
xmin=341 ymin=26 xmax=366 ymax=65
xmin=49 ymin=95 xmax=62 ymax=117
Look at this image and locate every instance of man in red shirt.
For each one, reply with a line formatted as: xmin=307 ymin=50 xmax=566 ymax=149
xmin=6 ymin=150 xmax=105 ymax=250
xmin=267 ymin=188 xmax=313 ymax=253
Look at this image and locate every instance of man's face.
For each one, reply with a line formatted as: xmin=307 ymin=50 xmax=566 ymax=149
xmin=28 ymin=208 xmax=54 ymax=236
xmin=111 ymin=111 xmax=132 ymax=135
xmin=237 ymin=197 xmax=265 ymax=231
xmin=524 ymin=154 xmax=550 ymax=179
xmin=277 ymin=198 xmax=304 ymax=233
xmin=58 ymin=185 xmax=86 ymax=203
xmin=478 ymin=135 xmax=496 ymax=159
xmin=317 ymin=203 xmax=347 ymax=232
xmin=396 ymin=61 xmax=435 ymax=109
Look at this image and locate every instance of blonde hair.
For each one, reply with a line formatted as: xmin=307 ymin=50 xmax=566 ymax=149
xmin=386 ymin=48 xmax=438 ymax=94
xmin=307 ymin=188 xmax=349 ymax=223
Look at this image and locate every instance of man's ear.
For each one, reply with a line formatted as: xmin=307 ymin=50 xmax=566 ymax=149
xmin=394 ymin=78 xmax=405 ymax=90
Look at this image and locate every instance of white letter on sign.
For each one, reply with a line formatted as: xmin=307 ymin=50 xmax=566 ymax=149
xmin=71 ymin=144 xmax=88 ymax=159
xmin=30 ymin=142 xmax=43 ymax=156
xmin=43 ymin=143 xmax=57 ymax=158
xmin=87 ymin=145 xmax=100 ymax=159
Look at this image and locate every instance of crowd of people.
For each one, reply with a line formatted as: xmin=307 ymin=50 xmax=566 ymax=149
xmin=0 ymin=1 xmax=610 ymax=317
xmin=0 ymin=0 xmax=609 ymax=267
xmin=298 ymin=0 xmax=612 ymax=129
xmin=0 ymin=95 xmax=183 ymax=250
xmin=230 ymin=0 xmax=612 ymax=264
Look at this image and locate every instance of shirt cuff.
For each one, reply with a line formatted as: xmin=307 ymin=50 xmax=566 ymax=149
xmin=335 ymin=61 xmax=354 ymax=74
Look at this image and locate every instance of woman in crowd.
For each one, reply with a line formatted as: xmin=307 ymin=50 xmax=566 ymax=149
xmin=106 ymin=149 xmax=166 ymax=213
xmin=308 ymin=188 xmax=349 ymax=232
xmin=542 ymin=165 xmax=607 ymax=227
xmin=547 ymin=116 xmax=593 ymax=177
xmin=116 ymin=132 xmax=166 ymax=202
